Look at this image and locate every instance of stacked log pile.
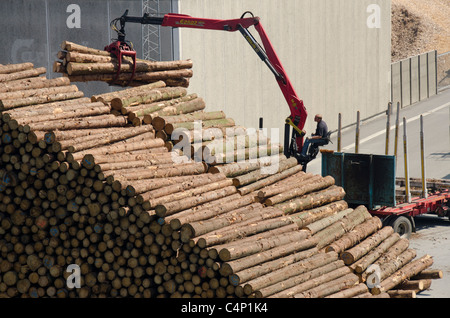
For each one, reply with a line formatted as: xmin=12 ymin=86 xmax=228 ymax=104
xmin=0 ymin=61 xmax=442 ymax=298
xmin=0 ymin=63 xmax=208 ymax=298
xmin=54 ymin=41 xmax=193 ymax=88
xmin=90 ymin=81 xmax=280 ymax=161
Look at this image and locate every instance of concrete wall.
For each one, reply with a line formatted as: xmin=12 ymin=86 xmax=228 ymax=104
xmin=0 ymin=0 xmax=176 ymax=97
xmin=0 ymin=0 xmax=392 ymax=142
xmin=391 ymin=51 xmax=438 ymax=108
xmin=177 ymin=0 xmax=392 ymax=141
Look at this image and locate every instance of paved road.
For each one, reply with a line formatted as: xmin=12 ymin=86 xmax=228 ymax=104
xmin=409 ymin=214 xmax=450 ymax=298
xmin=307 ymin=88 xmax=450 ymax=179
xmin=307 ymin=88 xmax=450 ymax=298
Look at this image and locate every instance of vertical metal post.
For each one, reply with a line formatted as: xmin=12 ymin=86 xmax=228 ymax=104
xmin=284 ymin=123 xmax=290 ymax=158
xmin=420 ymin=115 xmax=428 ymax=198
xmin=385 ymin=102 xmax=391 ymax=155
xmin=337 ymin=113 xmax=342 ymax=152
xmin=355 ymin=111 xmax=360 ymax=154
xmin=403 ymin=117 xmax=411 ymax=203
xmin=259 ymin=117 xmax=263 ymax=130
xmin=394 ymin=102 xmax=400 ymax=159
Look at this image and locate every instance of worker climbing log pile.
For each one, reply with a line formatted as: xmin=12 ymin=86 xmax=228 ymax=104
xmin=54 ymin=41 xmax=193 ymax=87
xmin=0 ymin=61 xmax=442 ymax=298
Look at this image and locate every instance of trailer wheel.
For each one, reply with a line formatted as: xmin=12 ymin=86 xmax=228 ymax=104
xmin=389 ymin=216 xmax=413 ymax=239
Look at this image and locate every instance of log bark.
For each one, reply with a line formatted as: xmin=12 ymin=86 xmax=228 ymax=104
xmin=127 ymin=94 xmax=200 ymax=120
xmin=369 ymin=237 xmax=410 ymax=269
xmin=165 ymin=118 xmax=236 ymax=135
xmin=65 ymin=126 xmax=154 ymax=153
xmin=242 ymin=251 xmax=339 ymax=295
xmin=345 ymin=228 xmax=398 ymax=269
xmin=307 ymin=210 xmax=358 ymax=237
xmin=411 ymin=269 xmax=443 ymax=280
xmin=0 ymin=62 xmax=34 ymax=74
xmin=325 ymin=280 xmax=369 ymax=298
xmin=264 ymin=175 xmax=335 ymax=206
xmin=229 ymin=248 xmax=318 ymax=286
xmin=0 ymin=84 xmax=78 ymax=101
xmin=5 ymin=97 xmax=91 ymax=117
xmin=15 ymin=103 xmax=111 ymax=126
xmin=71 ymin=136 xmax=165 ymax=158
xmin=209 ymin=144 xmax=283 ymax=165
xmin=311 ymin=205 xmax=373 ymax=249
xmin=65 ymin=60 xmax=193 ymax=75
xmin=119 ymin=174 xmax=206 ymax=196
xmin=371 ymin=255 xmax=434 ymax=295
xmin=148 ymin=179 xmax=233 ymax=208
xmin=219 ymin=237 xmax=317 ymax=277
xmin=265 ymin=260 xmax=347 ymax=298
xmin=107 ymin=162 xmax=207 ymax=181
xmin=231 ymin=157 xmax=299 ymax=187
xmin=181 ymin=202 xmax=265 ymax=241
xmin=396 ymin=279 xmax=431 ymax=292
xmin=138 ymin=172 xmax=227 ymax=200
xmin=288 ymin=200 xmax=349 ymax=229
xmin=166 ymin=193 xmax=255 ymax=230
xmin=208 ymin=155 xmax=287 ymax=177
xmin=175 ymin=126 xmax=247 ymax=145
xmin=0 ymin=91 xmax=85 ymax=110
xmin=387 ymin=290 xmax=416 ymax=298
xmin=0 ymin=67 xmax=47 ymax=83
xmin=218 ymin=230 xmax=311 ymax=262
xmin=91 ymin=81 xmax=166 ymax=103
xmin=64 ymin=50 xmax=194 ymax=72
xmin=152 ymin=110 xmax=225 ymax=131
xmin=257 ymin=172 xmax=314 ymax=199
xmin=0 ymin=77 xmax=70 ymax=93
xmin=200 ymin=132 xmax=269 ymax=158
xmin=293 ymin=272 xmax=360 ymax=298
xmin=72 ymin=71 xmax=192 ymax=86
xmin=28 ymin=114 xmax=127 ymax=131
xmin=61 ymin=41 xmax=111 ymax=56
xmin=324 ymin=216 xmax=383 ymax=253
xmin=155 ymin=185 xmax=237 ymax=218
xmin=194 ymin=208 xmax=297 ymax=247
xmin=110 ymin=87 xmax=188 ymax=110
xmin=363 ymin=249 xmax=417 ymax=284
xmin=237 ymin=166 xmax=305 ymax=196
xmin=274 ymin=185 xmax=346 ymax=215
xmin=42 ymin=126 xmax=131 ymax=144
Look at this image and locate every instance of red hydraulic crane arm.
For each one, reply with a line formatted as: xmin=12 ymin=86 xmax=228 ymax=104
xmin=108 ymin=10 xmax=307 ymax=149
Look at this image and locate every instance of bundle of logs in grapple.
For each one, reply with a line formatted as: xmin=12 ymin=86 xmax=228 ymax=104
xmin=53 ymin=41 xmax=193 ymax=87
xmin=0 ymin=61 xmax=443 ymax=298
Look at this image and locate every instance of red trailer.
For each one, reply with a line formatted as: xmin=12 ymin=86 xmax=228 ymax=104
xmin=321 ymin=151 xmax=450 ymax=239
xmin=370 ymin=187 xmax=450 ymax=239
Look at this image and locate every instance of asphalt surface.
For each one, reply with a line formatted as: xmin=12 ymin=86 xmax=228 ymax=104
xmin=307 ymin=88 xmax=450 ymax=298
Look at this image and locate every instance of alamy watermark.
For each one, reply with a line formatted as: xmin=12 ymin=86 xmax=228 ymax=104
xmin=66 ymin=4 xmax=81 ymax=29
xmin=66 ymin=264 xmax=81 ymax=289
xmin=365 ymin=264 xmax=381 ymax=289
xmin=367 ymin=4 xmax=381 ymax=29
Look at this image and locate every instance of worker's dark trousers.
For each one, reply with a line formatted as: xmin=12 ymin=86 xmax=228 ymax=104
xmin=301 ymin=138 xmax=328 ymax=156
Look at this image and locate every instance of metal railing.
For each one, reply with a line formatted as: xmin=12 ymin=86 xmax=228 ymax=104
xmin=391 ymin=50 xmax=438 ymax=109
xmin=437 ymin=51 xmax=450 ymax=92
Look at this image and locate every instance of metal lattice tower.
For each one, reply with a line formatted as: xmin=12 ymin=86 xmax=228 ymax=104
xmin=142 ymin=0 xmax=161 ymax=61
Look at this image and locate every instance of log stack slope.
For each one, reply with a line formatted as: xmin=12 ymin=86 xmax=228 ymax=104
xmin=0 ymin=59 xmax=442 ymax=298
